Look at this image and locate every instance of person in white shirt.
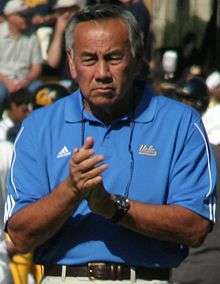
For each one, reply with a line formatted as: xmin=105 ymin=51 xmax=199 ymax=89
xmin=0 ymin=0 xmax=42 ymax=113
xmin=0 ymin=137 xmax=14 ymax=284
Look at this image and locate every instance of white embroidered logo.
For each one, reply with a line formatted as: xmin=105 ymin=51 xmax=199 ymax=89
xmin=138 ymin=144 xmax=157 ymax=156
xmin=57 ymin=146 xmax=71 ymax=158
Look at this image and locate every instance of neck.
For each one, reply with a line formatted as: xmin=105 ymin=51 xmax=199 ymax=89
xmin=84 ymin=91 xmax=134 ymax=125
xmin=8 ymin=22 xmax=22 ymax=36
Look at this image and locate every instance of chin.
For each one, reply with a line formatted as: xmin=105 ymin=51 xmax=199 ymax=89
xmin=89 ymin=97 xmax=119 ymax=109
xmin=94 ymin=99 xmax=116 ymax=107
xmin=89 ymin=92 xmax=115 ymax=103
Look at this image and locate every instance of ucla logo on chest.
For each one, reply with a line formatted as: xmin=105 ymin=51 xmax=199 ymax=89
xmin=138 ymin=144 xmax=157 ymax=156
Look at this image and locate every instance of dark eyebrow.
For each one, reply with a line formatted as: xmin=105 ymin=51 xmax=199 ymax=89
xmin=80 ymin=51 xmax=96 ymax=57
xmin=107 ymin=49 xmax=124 ymax=55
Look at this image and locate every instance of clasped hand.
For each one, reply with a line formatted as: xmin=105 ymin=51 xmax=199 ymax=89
xmin=68 ymin=136 xmax=113 ymax=218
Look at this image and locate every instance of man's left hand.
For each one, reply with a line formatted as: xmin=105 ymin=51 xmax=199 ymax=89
xmin=86 ymin=183 xmax=115 ymax=219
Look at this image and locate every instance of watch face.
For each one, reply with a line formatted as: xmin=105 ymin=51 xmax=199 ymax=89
xmin=110 ymin=195 xmax=130 ymax=223
xmin=115 ymin=195 xmax=130 ymax=212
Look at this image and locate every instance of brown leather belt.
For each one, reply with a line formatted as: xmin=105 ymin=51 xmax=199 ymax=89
xmin=44 ymin=262 xmax=170 ymax=280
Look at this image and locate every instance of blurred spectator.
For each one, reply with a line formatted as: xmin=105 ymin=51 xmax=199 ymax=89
xmin=25 ymin=0 xmax=56 ymax=23
xmin=150 ymin=49 xmax=178 ymax=96
xmin=206 ymin=71 xmax=220 ymax=93
xmin=173 ymin=76 xmax=209 ymax=114
xmin=0 ymin=89 xmax=31 ymax=141
xmin=162 ymin=50 xmax=178 ymax=82
xmin=46 ymin=0 xmax=85 ymax=90
xmin=202 ymin=71 xmax=220 ymax=145
xmin=0 ymin=0 xmax=43 ymax=115
xmin=205 ymin=71 xmax=220 ymax=106
xmin=184 ymin=65 xmax=203 ymax=81
xmin=203 ymin=104 xmax=220 ymax=145
xmin=29 ymin=1 xmax=58 ymax=61
xmin=31 ymin=82 xmax=70 ymax=109
xmin=0 ymin=137 xmax=13 ymax=283
xmin=122 ymin=0 xmax=151 ymax=63
xmin=176 ymin=32 xmax=202 ymax=80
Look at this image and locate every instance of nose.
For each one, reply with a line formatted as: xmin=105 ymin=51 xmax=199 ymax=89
xmin=95 ymin=60 xmax=112 ymax=83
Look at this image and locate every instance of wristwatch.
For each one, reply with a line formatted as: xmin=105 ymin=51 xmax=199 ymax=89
xmin=110 ymin=194 xmax=130 ymax=223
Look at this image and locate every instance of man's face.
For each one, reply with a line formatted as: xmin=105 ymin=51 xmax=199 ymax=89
xmin=68 ymin=18 xmax=136 ymax=110
xmin=7 ymin=13 xmax=29 ymax=31
xmin=11 ymin=103 xmax=30 ymax=123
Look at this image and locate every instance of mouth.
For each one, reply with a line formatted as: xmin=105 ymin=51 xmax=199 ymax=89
xmin=93 ymin=87 xmax=114 ymax=94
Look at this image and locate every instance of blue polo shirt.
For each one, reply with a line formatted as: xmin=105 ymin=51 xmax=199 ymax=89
xmin=4 ymin=85 xmax=216 ymax=268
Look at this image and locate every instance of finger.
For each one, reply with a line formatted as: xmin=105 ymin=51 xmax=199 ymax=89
xmin=77 ymin=154 xmax=105 ymax=172
xmin=83 ymin=176 xmax=103 ymax=189
xmin=72 ymin=136 xmax=95 ymax=162
xmin=81 ymin=163 xmax=108 ymax=180
xmin=72 ymin=148 xmax=95 ymax=164
xmin=83 ymin=136 xmax=94 ymax=150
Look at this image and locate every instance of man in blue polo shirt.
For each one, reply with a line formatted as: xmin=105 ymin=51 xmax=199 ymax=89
xmin=4 ymin=4 xmax=216 ymax=284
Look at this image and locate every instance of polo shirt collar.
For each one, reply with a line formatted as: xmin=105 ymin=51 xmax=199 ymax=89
xmin=64 ymin=89 xmax=83 ymax=123
xmin=64 ymin=84 xmax=157 ymax=124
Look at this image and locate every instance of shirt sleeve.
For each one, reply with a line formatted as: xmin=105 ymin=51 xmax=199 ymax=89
xmin=4 ymin=114 xmax=49 ymax=224
xmin=167 ymin=118 xmax=217 ymax=222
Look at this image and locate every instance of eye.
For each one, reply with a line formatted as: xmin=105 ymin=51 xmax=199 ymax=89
xmin=81 ymin=57 xmax=96 ymax=66
xmin=80 ymin=54 xmax=97 ymax=66
xmin=107 ymin=54 xmax=123 ymax=64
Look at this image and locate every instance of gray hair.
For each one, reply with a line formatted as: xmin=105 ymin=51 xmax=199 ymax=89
xmin=65 ymin=4 xmax=144 ymax=60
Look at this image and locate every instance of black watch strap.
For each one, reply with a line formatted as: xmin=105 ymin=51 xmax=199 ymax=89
xmin=110 ymin=195 xmax=130 ymax=223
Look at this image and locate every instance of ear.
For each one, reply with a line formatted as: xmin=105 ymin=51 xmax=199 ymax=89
xmin=67 ymin=49 xmax=77 ymax=80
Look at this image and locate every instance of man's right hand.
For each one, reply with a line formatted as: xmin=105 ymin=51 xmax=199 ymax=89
xmin=68 ymin=136 xmax=108 ymax=198
xmin=2 ymin=77 xmax=20 ymax=93
xmin=56 ymin=11 xmax=73 ymax=34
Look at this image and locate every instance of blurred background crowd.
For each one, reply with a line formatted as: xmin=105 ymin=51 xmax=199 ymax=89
xmin=0 ymin=0 xmax=220 ymax=283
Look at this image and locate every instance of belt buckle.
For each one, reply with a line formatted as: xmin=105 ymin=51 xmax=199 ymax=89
xmin=87 ymin=262 xmax=107 ymax=280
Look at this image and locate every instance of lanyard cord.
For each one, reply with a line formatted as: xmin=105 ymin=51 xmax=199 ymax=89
xmin=80 ymin=100 xmax=86 ymax=147
xmin=124 ymin=119 xmax=135 ymax=197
